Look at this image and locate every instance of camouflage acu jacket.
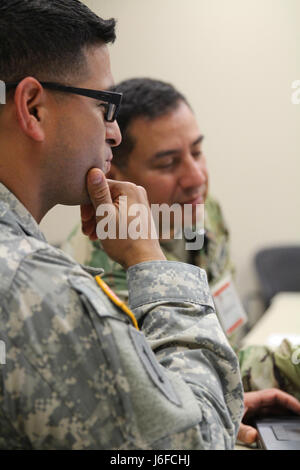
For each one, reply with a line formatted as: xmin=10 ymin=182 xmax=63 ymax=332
xmin=0 ymin=183 xmax=243 ymax=450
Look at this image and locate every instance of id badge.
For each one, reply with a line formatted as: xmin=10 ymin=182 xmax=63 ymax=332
xmin=211 ymin=275 xmax=248 ymax=336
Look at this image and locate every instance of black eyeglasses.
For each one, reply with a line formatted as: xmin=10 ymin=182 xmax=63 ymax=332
xmin=6 ymin=81 xmax=122 ymax=122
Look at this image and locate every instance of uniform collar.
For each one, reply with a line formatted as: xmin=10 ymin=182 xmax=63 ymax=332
xmin=0 ymin=182 xmax=47 ymax=242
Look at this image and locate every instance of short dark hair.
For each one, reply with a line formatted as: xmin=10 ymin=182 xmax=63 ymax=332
xmin=110 ymin=78 xmax=191 ymax=168
xmin=0 ymin=0 xmax=116 ymax=84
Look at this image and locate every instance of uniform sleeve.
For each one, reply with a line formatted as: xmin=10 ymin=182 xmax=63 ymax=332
xmin=238 ymin=340 xmax=300 ymax=401
xmin=1 ymin=251 xmax=243 ymax=449
xmin=127 ymin=261 xmax=244 ymax=448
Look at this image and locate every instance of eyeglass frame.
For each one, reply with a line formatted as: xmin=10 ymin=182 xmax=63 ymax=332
xmin=5 ymin=80 xmax=122 ymax=122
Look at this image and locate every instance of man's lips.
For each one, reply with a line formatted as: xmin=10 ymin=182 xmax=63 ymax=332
xmin=104 ymin=152 xmax=113 ymax=173
xmin=179 ymin=194 xmax=205 ymax=205
xmin=104 ymin=160 xmax=111 ymax=173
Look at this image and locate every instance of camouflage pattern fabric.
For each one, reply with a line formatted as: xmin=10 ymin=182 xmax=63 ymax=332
xmin=238 ymin=340 xmax=300 ymax=401
xmin=63 ymin=194 xmax=234 ymax=302
xmin=0 ymin=183 xmax=243 ymax=449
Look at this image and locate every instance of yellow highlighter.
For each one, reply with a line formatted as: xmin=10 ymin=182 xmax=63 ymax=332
xmin=95 ymin=275 xmax=139 ymax=330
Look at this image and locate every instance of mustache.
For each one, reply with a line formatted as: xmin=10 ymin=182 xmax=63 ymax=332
xmin=178 ymin=185 xmax=208 ymax=203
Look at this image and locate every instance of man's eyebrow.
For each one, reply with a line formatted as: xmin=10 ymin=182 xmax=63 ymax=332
xmin=107 ymin=82 xmax=115 ymax=91
xmin=192 ymin=135 xmax=204 ymax=146
xmin=152 ymin=149 xmax=181 ymax=160
xmin=151 ymin=135 xmax=204 ymax=160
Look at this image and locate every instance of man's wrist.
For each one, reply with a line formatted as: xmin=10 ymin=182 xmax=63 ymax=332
xmin=122 ymin=250 xmax=166 ymax=269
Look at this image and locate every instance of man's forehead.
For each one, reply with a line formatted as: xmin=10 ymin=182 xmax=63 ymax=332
xmin=129 ymin=110 xmax=202 ymax=153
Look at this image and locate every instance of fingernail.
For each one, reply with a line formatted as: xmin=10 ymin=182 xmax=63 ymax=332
xmin=89 ymin=169 xmax=103 ymax=185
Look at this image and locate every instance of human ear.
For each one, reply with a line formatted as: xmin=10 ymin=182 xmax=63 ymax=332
xmin=14 ymin=77 xmax=46 ymax=142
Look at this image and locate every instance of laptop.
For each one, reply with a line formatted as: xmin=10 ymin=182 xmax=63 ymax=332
xmin=255 ymin=415 xmax=300 ymax=450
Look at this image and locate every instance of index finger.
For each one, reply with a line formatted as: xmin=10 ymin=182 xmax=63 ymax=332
xmin=80 ymin=203 xmax=95 ymax=222
xmin=271 ymin=389 xmax=300 ymax=414
xmin=247 ymin=389 xmax=300 ymax=414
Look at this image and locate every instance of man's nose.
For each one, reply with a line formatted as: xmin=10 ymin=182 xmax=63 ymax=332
xmin=179 ymin=155 xmax=207 ymax=189
xmin=106 ymin=120 xmax=122 ymax=147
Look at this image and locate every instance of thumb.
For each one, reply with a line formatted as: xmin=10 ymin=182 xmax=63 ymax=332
xmin=237 ymin=422 xmax=258 ymax=444
xmin=87 ymin=168 xmax=112 ymax=209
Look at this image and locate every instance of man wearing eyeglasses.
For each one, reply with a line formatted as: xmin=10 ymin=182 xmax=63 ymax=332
xmin=0 ymin=0 xmax=244 ymax=450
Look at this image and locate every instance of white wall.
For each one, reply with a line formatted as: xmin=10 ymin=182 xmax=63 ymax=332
xmin=41 ymin=0 xmax=300 ymax=307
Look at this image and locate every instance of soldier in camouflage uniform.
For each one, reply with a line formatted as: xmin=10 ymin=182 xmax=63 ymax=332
xmin=63 ymin=78 xmax=300 ymax=445
xmin=0 ymin=0 xmax=246 ymax=450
